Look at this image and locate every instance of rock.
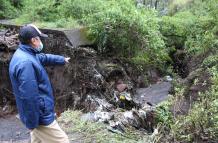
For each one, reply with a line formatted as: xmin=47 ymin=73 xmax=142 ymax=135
xmin=107 ymin=126 xmax=124 ymax=135
xmin=63 ymin=27 xmax=93 ymax=47
xmin=164 ymin=75 xmax=173 ymax=82
xmin=94 ymin=111 xmax=114 ymax=123
xmin=108 ymin=121 xmax=125 ymax=133
xmin=97 ymin=62 xmax=127 ymax=82
xmin=81 ymin=112 xmax=96 ymax=122
xmin=116 ymin=83 xmax=127 ymax=92
xmin=147 ymin=69 xmax=160 ymax=83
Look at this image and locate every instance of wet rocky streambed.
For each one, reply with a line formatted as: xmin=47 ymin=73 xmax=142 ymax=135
xmin=0 ymin=26 xmax=172 ymax=142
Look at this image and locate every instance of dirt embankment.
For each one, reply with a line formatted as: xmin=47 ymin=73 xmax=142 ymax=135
xmin=0 ymin=25 xmax=173 ymax=142
xmin=0 ymin=26 xmax=163 ymax=115
xmin=0 ymin=26 xmax=73 ymax=115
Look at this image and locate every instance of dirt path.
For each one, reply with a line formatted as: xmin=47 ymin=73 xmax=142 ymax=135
xmin=0 ymin=115 xmax=29 ymax=143
xmin=0 ymin=115 xmax=83 ymax=143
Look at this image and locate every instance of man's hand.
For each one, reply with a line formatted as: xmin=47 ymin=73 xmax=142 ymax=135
xmin=65 ymin=57 xmax=71 ymax=63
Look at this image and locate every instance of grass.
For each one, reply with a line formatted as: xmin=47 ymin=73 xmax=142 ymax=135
xmin=58 ymin=110 xmax=157 ymax=143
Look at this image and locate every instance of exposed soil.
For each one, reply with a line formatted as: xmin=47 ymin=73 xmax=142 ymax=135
xmin=0 ymin=80 xmax=172 ymax=142
xmin=0 ymin=24 xmax=173 ymax=142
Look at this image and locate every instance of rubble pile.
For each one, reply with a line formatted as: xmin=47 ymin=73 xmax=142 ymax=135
xmin=0 ymin=28 xmax=19 ymax=116
xmin=0 ymin=28 xmax=19 ymax=51
xmin=60 ymin=47 xmax=161 ymax=133
xmin=0 ymin=27 xmax=172 ymax=134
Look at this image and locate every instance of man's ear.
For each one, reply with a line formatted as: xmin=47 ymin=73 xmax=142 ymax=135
xmin=30 ymin=38 xmax=37 ymax=47
xmin=30 ymin=38 xmax=35 ymax=43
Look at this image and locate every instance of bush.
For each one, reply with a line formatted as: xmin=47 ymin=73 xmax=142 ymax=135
xmin=15 ymin=0 xmax=60 ymax=23
xmin=160 ymin=10 xmax=216 ymax=60
xmin=82 ymin=0 xmax=169 ymax=70
xmin=14 ymin=0 xmax=170 ymax=71
xmin=59 ymin=0 xmax=105 ymax=21
xmin=170 ymin=68 xmax=218 ymax=142
xmin=203 ymin=54 xmax=218 ymax=68
xmin=160 ymin=11 xmax=197 ymax=49
xmin=163 ymin=0 xmax=218 ymax=55
xmin=0 ymin=0 xmax=18 ymax=19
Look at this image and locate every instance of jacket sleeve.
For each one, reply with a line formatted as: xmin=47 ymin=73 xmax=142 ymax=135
xmin=36 ymin=53 xmax=65 ymax=66
xmin=16 ymin=61 xmax=40 ymax=129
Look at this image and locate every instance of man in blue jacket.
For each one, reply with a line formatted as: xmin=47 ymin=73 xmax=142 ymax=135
xmin=9 ymin=24 xmax=70 ymax=143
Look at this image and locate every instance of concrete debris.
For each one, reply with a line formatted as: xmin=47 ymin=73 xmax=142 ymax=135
xmin=108 ymin=120 xmax=125 ymax=133
xmin=81 ymin=109 xmax=114 ymax=123
xmin=94 ymin=110 xmax=114 ymax=123
xmin=82 ymin=102 xmax=155 ymax=133
xmin=0 ymin=28 xmax=19 ymax=51
xmin=81 ymin=112 xmax=96 ymax=121
xmin=164 ymin=75 xmax=173 ymax=82
xmin=116 ymin=83 xmax=127 ymax=92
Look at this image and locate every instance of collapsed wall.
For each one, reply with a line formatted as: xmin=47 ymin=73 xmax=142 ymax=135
xmin=0 ymin=25 xmax=146 ymax=112
xmin=0 ymin=28 xmax=18 ymax=108
xmin=0 ymin=24 xmax=173 ymax=133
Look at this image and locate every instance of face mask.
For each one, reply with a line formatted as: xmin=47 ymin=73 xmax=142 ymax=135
xmin=36 ymin=41 xmax=44 ymax=52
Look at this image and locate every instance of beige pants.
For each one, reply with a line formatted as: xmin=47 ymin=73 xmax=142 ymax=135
xmin=30 ymin=120 xmax=69 ymax=143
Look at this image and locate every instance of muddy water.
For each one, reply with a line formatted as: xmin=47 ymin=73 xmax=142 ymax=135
xmin=134 ymin=82 xmax=172 ymax=106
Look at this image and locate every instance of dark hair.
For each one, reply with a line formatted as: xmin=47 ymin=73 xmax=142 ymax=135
xmin=18 ymin=34 xmax=31 ymax=45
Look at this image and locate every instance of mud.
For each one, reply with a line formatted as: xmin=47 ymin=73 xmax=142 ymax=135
xmin=134 ymin=82 xmax=172 ymax=106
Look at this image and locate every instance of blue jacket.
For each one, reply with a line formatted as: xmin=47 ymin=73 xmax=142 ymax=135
xmin=9 ymin=44 xmax=65 ymax=129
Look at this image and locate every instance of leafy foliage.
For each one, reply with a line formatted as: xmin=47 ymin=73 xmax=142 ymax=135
xmin=82 ymin=0 xmax=169 ymax=70
xmin=156 ymin=1 xmax=218 ymax=141
xmin=170 ymin=67 xmax=218 ymax=142
xmin=161 ymin=0 xmax=218 ymax=56
xmin=0 ymin=0 xmax=18 ymax=19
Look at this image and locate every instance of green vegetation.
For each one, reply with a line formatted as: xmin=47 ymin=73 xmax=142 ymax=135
xmin=1 ymin=0 xmax=218 ymax=142
xmin=2 ymin=0 xmax=169 ymax=72
xmin=164 ymin=66 xmax=218 ymax=142
xmin=155 ymin=1 xmax=218 ymax=142
xmin=0 ymin=0 xmax=18 ymax=19
xmin=82 ymin=1 xmax=168 ymax=71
